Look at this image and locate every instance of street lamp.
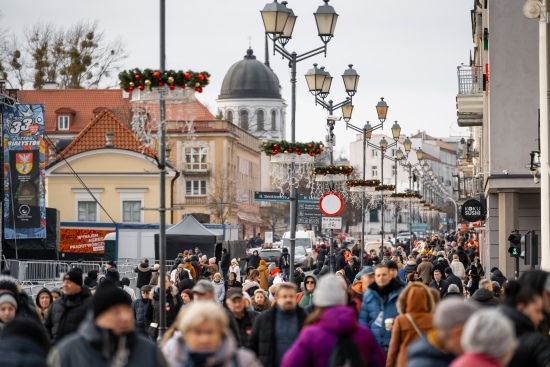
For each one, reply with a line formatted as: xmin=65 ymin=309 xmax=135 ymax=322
xmin=260 ymin=0 xmax=338 ymax=279
xmin=308 ymin=63 xmax=359 ymax=272
xmin=376 ymin=98 xmax=389 ymax=122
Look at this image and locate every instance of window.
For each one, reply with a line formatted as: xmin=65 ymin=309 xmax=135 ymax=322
xmin=185 ymin=147 xmax=208 ymax=170
xmin=372 ymin=166 xmax=378 ymax=176
xmin=369 ymin=209 xmax=379 ymax=222
xmin=392 ymin=165 xmax=397 ymax=176
xmin=122 ymin=201 xmax=141 ymax=222
xmin=371 ymin=149 xmax=378 ymax=157
xmin=78 ymin=201 xmax=97 ymax=222
xmin=58 ymin=116 xmax=69 ymax=130
xmin=257 ymin=110 xmax=264 ymax=131
xmin=226 ymin=110 xmax=233 ymax=124
xmin=391 ymin=149 xmax=396 ymax=157
xmin=240 ymin=110 xmax=249 ymax=130
xmin=186 ymin=180 xmax=207 ymax=196
xmin=271 ymin=110 xmax=277 ymax=131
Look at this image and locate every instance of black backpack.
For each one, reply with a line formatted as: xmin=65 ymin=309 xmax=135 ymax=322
xmin=328 ymin=334 xmax=365 ymax=367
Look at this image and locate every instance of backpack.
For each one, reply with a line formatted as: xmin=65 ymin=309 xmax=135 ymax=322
xmin=328 ymin=334 xmax=365 ymax=367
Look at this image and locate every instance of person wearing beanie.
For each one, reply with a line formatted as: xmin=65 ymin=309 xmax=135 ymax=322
xmin=229 ymin=258 xmax=241 ymax=282
xmin=104 ymin=267 xmax=120 ymax=285
xmin=0 ymin=275 xmax=40 ymax=322
xmin=47 ymin=283 xmax=167 ymax=367
xmin=83 ymin=270 xmax=99 ymax=289
xmin=132 ymin=284 xmax=152 ymax=336
xmin=444 ymin=267 xmax=464 ymax=295
xmin=34 ymin=287 xmax=53 ymax=323
xmin=0 ymin=317 xmax=50 ymax=367
xmin=45 ymin=268 xmax=93 ymax=344
xmin=134 ymin=259 xmax=152 ymax=292
xmin=0 ymin=290 xmax=18 ymax=330
xmin=257 ymin=259 xmax=270 ymax=291
xmin=105 ymin=260 xmax=117 ymax=270
xmin=350 ymin=267 xmax=375 ymax=314
xmin=282 ymin=274 xmax=386 ymax=367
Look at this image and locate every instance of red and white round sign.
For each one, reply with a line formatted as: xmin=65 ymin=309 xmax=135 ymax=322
xmin=319 ymin=192 xmax=344 ymax=217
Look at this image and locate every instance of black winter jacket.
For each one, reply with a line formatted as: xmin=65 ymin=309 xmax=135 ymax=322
xmin=490 ymin=269 xmax=507 ymax=286
xmin=44 ymin=288 xmax=93 ymax=344
xmin=407 ymin=335 xmax=455 ymax=367
xmin=0 ymin=336 xmax=48 ymax=367
xmin=134 ymin=263 xmax=152 ymax=289
xmin=247 ymin=305 xmax=307 ymax=367
xmin=444 ymin=273 xmax=463 ymax=295
xmin=242 ymin=253 xmax=261 ymax=269
xmin=221 ymin=252 xmax=231 ymax=270
xmin=502 ymin=306 xmax=550 ymax=367
xmin=47 ymin=316 xmax=167 ymax=367
xmin=469 ymin=288 xmax=500 ymax=307
xmin=145 ymin=288 xmax=182 ymax=340
xmin=131 ymin=298 xmax=150 ymax=335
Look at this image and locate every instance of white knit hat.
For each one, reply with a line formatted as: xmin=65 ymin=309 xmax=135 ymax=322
xmin=313 ymin=274 xmax=347 ymax=307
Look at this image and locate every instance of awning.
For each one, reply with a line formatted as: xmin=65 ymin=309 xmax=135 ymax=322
xmin=237 ymin=211 xmax=262 ymax=223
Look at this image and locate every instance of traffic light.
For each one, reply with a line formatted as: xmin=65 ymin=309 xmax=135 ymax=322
xmin=508 ymin=230 xmax=521 ymax=257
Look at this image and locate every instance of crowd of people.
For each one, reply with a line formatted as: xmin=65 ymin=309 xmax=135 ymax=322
xmin=1 ymin=235 xmax=550 ymax=367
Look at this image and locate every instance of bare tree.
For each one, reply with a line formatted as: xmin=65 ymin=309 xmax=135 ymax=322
xmin=260 ymin=203 xmax=288 ymax=234
xmin=208 ymin=168 xmax=238 ymax=224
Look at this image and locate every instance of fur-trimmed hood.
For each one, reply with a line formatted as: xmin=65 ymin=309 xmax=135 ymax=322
xmin=396 ymin=282 xmax=435 ymax=315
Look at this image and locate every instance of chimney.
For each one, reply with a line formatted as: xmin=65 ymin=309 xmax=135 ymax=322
xmin=105 ymin=131 xmax=114 ymax=147
xmin=43 ymin=81 xmax=58 ymax=90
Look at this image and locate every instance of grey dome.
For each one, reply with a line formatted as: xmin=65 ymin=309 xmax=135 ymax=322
xmin=218 ymin=48 xmax=281 ymax=100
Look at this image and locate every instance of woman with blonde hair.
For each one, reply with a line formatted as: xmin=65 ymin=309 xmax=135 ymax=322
xmin=387 ymin=282 xmax=436 ymax=367
xmin=162 ymin=301 xmax=261 ymax=367
xmin=251 ymin=289 xmax=271 ymax=312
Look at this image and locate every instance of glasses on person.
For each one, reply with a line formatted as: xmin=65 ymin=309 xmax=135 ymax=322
xmin=305 ymin=281 xmax=315 ymax=285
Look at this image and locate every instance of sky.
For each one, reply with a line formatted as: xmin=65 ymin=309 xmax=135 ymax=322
xmin=1 ymin=0 xmax=473 ymax=156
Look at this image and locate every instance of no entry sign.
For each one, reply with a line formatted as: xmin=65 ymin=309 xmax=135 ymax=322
xmin=319 ymin=192 xmax=344 ymax=217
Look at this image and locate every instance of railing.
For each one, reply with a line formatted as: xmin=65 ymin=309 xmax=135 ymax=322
xmin=6 ymin=260 xmax=70 ymax=284
xmin=185 ymin=196 xmax=208 ymax=204
xmin=457 ymin=66 xmax=483 ymax=95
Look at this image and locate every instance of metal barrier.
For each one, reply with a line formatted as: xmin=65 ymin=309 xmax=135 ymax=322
xmin=69 ymin=262 xmax=101 ymax=275
xmin=7 ymin=260 xmax=70 ymax=284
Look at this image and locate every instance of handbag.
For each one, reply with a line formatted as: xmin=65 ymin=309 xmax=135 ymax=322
xmin=405 ymin=314 xmax=423 ymax=338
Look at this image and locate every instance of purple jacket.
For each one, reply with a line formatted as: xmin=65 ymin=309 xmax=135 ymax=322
xmin=281 ymin=305 xmax=386 ymax=367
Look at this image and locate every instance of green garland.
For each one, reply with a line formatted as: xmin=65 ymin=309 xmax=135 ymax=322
xmin=375 ymin=184 xmax=396 ymax=191
xmin=260 ymin=140 xmax=324 ymax=156
xmin=312 ymin=165 xmax=353 ymax=176
xmin=345 ymin=179 xmax=380 ymax=188
xmin=390 ymin=192 xmax=423 ymax=199
xmin=118 ymin=68 xmax=210 ymax=93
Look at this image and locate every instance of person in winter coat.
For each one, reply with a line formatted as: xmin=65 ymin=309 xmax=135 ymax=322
xmin=83 ymin=270 xmax=99 ymax=289
xmin=162 ymin=301 xmax=261 ymax=367
xmin=228 ymin=259 xmax=241 ymax=282
xmin=470 ymin=279 xmax=500 ymax=307
xmin=121 ymin=277 xmax=136 ymax=301
xmin=358 ymin=264 xmax=405 ymax=352
xmin=257 ymin=260 xmax=270 ymax=291
xmin=281 ymin=274 xmax=386 ymax=367
xmin=450 ymin=254 xmax=466 ymax=279
xmin=189 ymin=255 xmax=201 ymax=278
xmin=240 ymin=250 xmax=261 ymax=270
xmin=212 ymin=272 xmax=225 ymax=304
xmin=404 ymin=257 xmax=417 ymax=276
xmin=183 ymin=258 xmax=196 ymax=282
xmin=132 ymin=284 xmax=152 ymax=336
xmin=430 ymin=269 xmax=450 ymax=299
xmin=501 ymin=280 xmax=550 ymax=367
xmin=297 ymin=274 xmax=317 ymax=309
xmin=149 ymin=264 xmax=160 ymax=286
xmin=490 ymin=267 xmax=507 ymax=287
xmin=44 ymin=269 xmax=93 ymax=344
xmin=243 ymin=269 xmax=261 ymax=296
xmin=456 ymin=246 xmax=470 ymax=270
xmin=387 ymin=282 xmax=435 ymax=367
xmin=279 ymin=248 xmax=291 ymax=278
xmin=416 ymin=255 xmax=434 ymax=286
xmin=349 ymin=266 xmax=375 ymax=314
xmin=34 ymin=287 xmax=53 ymax=323
xmin=343 ymin=257 xmax=360 ymax=284
xmin=444 ymin=267 xmax=464 ymax=295
xmin=334 ymin=249 xmax=347 ymax=272
xmin=226 ymin=272 xmax=242 ymax=291
xmin=450 ymin=308 xmax=517 ymax=367
xmin=0 ymin=317 xmax=51 ymax=367
xmin=176 ymin=270 xmax=195 ymax=292
xmin=48 ymin=283 xmax=167 ymax=367
xmin=145 ymin=274 xmax=183 ymax=341
xmin=247 ymin=283 xmax=307 ymax=367
xmin=466 ymin=266 xmax=481 ymax=296
xmin=316 ymin=244 xmax=327 ymax=272
xmin=134 ymin=259 xmax=152 ymax=291
xmin=221 ymin=248 xmax=231 ymax=281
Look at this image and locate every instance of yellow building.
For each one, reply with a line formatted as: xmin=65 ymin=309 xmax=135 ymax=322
xmin=46 ymin=110 xmax=174 ymax=224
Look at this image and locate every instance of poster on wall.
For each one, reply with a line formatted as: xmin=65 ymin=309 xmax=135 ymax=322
xmin=3 ymin=104 xmax=46 ymax=239
xmin=59 ymin=228 xmax=112 ymax=254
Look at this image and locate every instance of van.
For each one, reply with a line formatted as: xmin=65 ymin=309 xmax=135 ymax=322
xmin=282 ymin=230 xmax=315 ymax=252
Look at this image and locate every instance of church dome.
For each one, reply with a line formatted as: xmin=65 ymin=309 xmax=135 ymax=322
xmin=218 ymin=48 xmax=281 ymax=100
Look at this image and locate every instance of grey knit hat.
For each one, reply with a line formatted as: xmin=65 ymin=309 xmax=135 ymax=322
xmin=313 ymin=274 xmax=347 ymax=307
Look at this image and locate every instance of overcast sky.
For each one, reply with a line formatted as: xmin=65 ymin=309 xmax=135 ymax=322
xmin=2 ymin=0 xmax=472 ymax=155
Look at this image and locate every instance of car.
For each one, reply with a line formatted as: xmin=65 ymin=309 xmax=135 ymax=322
xmin=259 ymin=247 xmax=313 ymax=270
xmin=273 ymin=234 xmax=281 ymax=242
xmin=364 ymin=241 xmax=394 ymax=255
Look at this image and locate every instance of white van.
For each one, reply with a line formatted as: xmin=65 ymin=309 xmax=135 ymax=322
xmin=282 ymin=230 xmax=315 ymax=252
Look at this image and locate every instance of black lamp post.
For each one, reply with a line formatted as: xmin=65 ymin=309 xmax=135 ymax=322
xmin=260 ymin=0 xmax=338 ymax=279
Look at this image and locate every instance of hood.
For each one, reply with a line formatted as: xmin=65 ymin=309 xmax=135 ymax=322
xmin=397 ymin=283 xmax=434 ymax=314
xmin=304 ymin=274 xmax=318 ymax=284
xmin=257 ymin=264 xmax=268 ymax=272
xmin=472 ymin=288 xmax=495 ymax=302
xmin=34 ymin=287 xmax=52 ymax=307
xmin=242 ymin=281 xmax=259 ymax=292
xmin=316 ymin=306 xmax=358 ymax=335
xmin=493 ymin=269 xmax=504 ymax=278
xmin=259 ymin=260 xmax=266 ymax=266
xmin=351 ymin=281 xmax=363 ymax=295
xmin=139 ymin=263 xmax=151 ymax=271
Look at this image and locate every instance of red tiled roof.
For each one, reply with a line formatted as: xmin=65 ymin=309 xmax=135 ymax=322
xmin=423 ymin=152 xmax=440 ymax=162
xmin=144 ymin=100 xmax=216 ymax=122
xmin=17 ymin=89 xmax=131 ymax=134
xmin=57 ymin=110 xmax=157 ymax=161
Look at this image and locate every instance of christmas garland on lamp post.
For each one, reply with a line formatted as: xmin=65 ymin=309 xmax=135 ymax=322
xmin=118 ymin=68 xmax=210 ymax=93
xmin=260 ymin=141 xmax=324 ymax=157
xmin=345 ymin=179 xmax=380 ymax=188
xmin=312 ymin=165 xmax=354 ymax=176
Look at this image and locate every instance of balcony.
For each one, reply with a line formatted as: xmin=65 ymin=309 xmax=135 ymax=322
xmin=181 ymin=163 xmax=210 ymax=176
xmin=185 ymin=196 xmax=208 ymax=205
xmin=456 ymin=66 xmax=483 ymax=127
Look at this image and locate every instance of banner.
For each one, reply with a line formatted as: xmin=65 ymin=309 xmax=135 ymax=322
xmin=59 ymin=228 xmax=112 ymax=254
xmin=3 ymin=104 xmax=46 ymax=239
